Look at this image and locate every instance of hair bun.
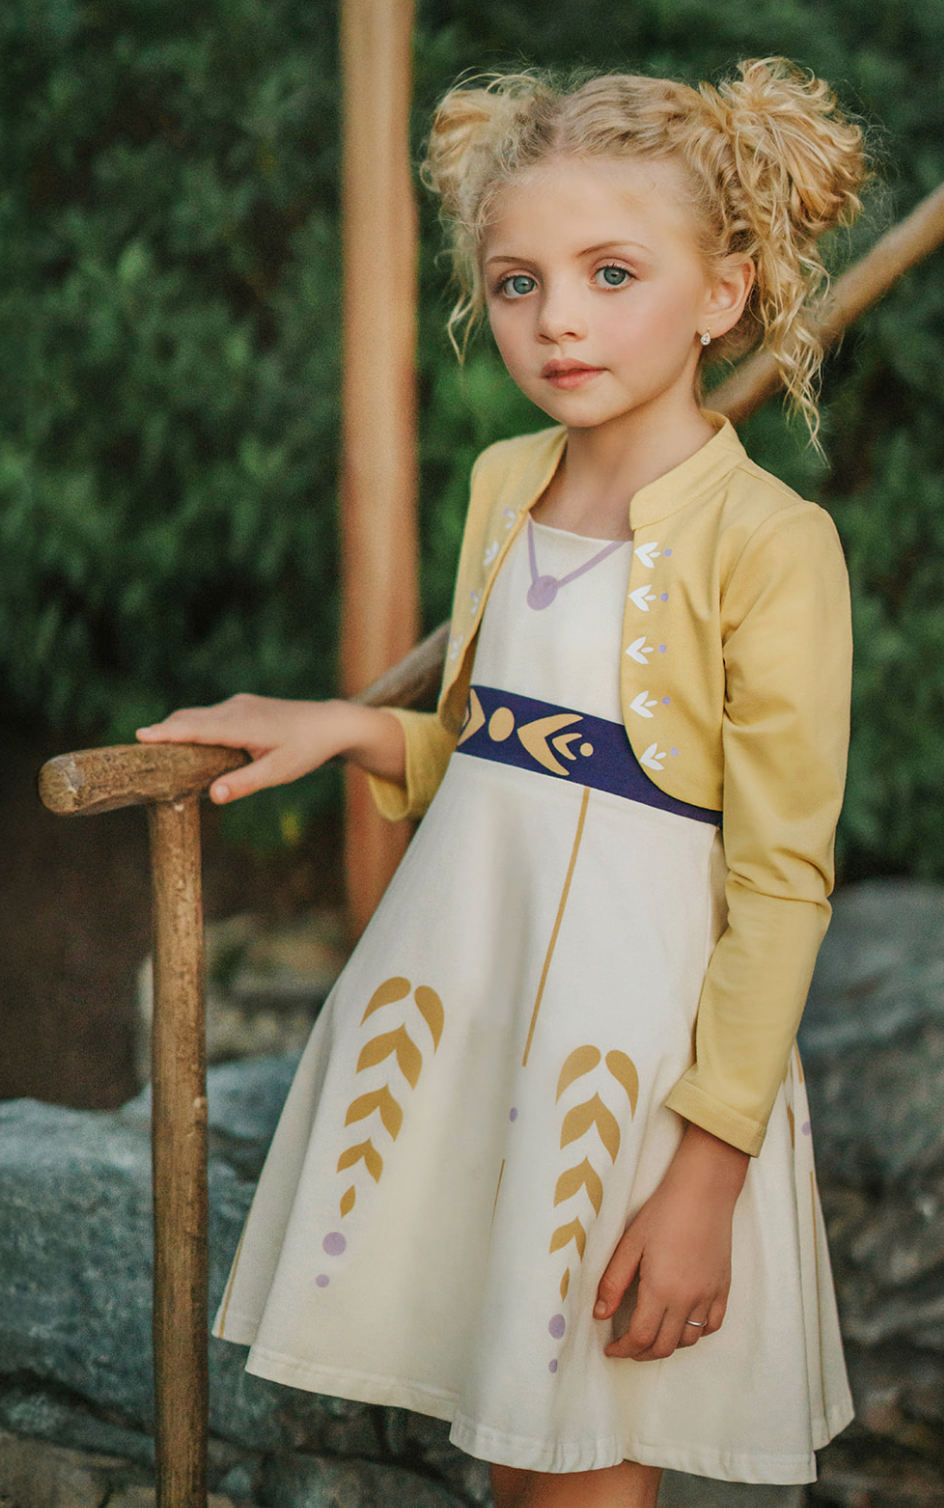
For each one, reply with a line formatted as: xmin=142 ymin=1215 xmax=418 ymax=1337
xmin=423 ymin=77 xmax=547 ymax=225
xmin=709 ymin=58 xmax=865 ymax=241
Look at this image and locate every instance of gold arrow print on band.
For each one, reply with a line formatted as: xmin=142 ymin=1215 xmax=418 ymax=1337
xmin=550 ymin=1045 xmax=639 ymax=1302
xmin=337 ymin=976 xmax=445 ymax=1218
xmin=457 ymin=692 xmax=597 ymax=775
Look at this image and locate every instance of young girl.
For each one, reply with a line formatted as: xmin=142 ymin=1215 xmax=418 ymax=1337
xmin=139 ymin=58 xmax=864 ymax=1505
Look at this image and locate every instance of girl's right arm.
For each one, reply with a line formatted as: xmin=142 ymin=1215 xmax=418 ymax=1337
xmin=136 ymin=694 xmax=406 ymax=804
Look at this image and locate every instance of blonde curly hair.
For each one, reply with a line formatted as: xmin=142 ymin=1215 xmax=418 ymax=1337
xmin=421 ymin=60 xmax=866 ymax=441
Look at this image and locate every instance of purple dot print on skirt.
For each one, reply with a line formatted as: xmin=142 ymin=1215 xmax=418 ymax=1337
xmin=316 ymin=1274 xmax=330 ymax=1288
xmin=549 ymin=1314 xmax=566 ymax=1340
xmin=548 ymin=1359 xmax=558 ymax=1373
xmin=323 ymin=1232 xmax=347 ymax=1257
xmin=509 ymin=1107 xmax=518 ymax=1122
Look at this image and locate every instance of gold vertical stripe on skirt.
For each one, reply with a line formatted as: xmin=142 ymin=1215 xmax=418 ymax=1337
xmin=811 ymin=1170 xmax=828 ymax=1418
xmin=522 ymin=786 xmax=591 ymax=1068
xmin=491 ymin=1158 xmax=506 ymax=1232
xmin=216 ymin=1223 xmax=248 ymax=1339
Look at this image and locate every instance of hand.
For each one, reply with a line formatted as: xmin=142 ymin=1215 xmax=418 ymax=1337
xmin=137 ymin=693 xmax=405 ymax=803
xmin=593 ymin=1122 xmax=749 ymax=1361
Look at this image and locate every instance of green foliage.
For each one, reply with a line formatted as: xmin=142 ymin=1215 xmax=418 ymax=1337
xmin=2 ymin=0 xmax=944 ymax=870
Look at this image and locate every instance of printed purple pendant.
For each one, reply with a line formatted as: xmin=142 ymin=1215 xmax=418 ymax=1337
xmin=526 ymin=518 xmax=627 ymax=612
xmin=527 ymin=575 xmax=560 ymax=610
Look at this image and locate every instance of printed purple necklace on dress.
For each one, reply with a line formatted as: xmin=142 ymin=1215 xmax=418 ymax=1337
xmin=526 ymin=517 xmax=627 ymax=611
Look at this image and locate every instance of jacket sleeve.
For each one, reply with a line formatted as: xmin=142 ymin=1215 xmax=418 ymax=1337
xmin=663 ymin=503 xmax=852 ymax=1156
xmin=367 ymin=707 xmax=459 ymax=822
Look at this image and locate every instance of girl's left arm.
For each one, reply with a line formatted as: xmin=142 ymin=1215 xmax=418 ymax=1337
xmin=665 ymin=500 xmax=853 ymax=1157
xmin=595 ymin=1122 xmax=748 ymax=1360
xmin=596 ymin=497 xmax=852 ymax=1357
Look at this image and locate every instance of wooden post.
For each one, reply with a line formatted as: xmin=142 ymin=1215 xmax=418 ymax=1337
xmin=38 ymin=744 xmax=248 ymax=1508
xmin=339 ymin=0 xmax=420 ymax=935
xmin=148 ymin=796 xmax=208 ymax=1508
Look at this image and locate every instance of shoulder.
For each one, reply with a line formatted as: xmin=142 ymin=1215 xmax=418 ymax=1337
xmin=708 ymin=451 xmax=847 ymax=590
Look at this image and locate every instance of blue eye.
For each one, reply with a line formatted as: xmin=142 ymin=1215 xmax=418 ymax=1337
xmin=502 ymin=274 xmax=536 ymax=298
xmin=596 ymin=265 xmax=631 ymax=288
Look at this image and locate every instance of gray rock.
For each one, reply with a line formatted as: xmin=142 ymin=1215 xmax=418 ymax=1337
xmin=659 ymin=1473 xmax=804 ymax=1507
xmin=801 ymin=880 xmax=944 ymax=1058
xmin=803 ymin=1020 xmax=944 ymax=1186
xmin=0 ymin=1383 xmax=155 ymax=1469
xmin=0 ymin=1433 xmax=155 ymax=1508
xmin=258 ymin=1453 xmax=464 ymax=1508
xmin=0 ymin=1091 xmax=381 ymax=1459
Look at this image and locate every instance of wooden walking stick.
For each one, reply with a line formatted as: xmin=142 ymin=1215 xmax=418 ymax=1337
xmin=35 ymin=625 xmax=447 ymax=1508
xmin=38 ymin=744 xmax=247 ymax=1508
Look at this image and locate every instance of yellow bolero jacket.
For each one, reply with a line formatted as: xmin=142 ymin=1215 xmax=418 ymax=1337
xmin=369 ymin=416 xmax=852 ymax=1156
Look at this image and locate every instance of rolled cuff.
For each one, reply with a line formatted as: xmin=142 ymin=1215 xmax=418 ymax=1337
xmin=663 ymin=1079 xmax=766 ymax=1158
xmin=366 ymin=707 xmax=457 ymax=823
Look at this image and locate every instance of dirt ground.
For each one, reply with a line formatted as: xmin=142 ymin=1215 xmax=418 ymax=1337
xmin=0 ymin=719 xmax=343 ymax=1109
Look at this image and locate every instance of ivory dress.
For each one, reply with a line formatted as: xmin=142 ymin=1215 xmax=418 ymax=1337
xmin=214 ymin=519 xmax=853 ymax=1485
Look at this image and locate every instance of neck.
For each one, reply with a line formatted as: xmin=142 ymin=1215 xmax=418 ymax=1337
xmin=535 ymin=394 xmax=715 ymax=540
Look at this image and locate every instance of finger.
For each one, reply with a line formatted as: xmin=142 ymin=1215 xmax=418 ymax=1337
xmin=603 ymin=1288 xmax=665 ymax=1359
xmin=702 ymin=1294 xmax=727 ymax=1336
xmin=210 ymin=751 xmax=286 ymax=803
xmin=137 ymin=709 xmax=235 ymax=746
xmin=677 ymin=1313 xmax=709 ymax=1348
xmin=594 ymin=1232 xmax=643 ymax=1320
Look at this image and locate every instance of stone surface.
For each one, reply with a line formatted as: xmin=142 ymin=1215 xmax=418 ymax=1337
xmin=801 ymin=880 xmax=944 ymax=1056
xmin=800 ymin=882 xmax=944 ymax=1187
xmin=659 ymin=1473 xmax=804 ymax=1507
xmin=135 ymin=911 xmax=348 ymax=1083
xmin=258 ymin=1453 xmax=464 ymax=1508
xmin=0 ymin=1072 xmax=385 ymax=1461
xmin=0 ymin=1434 xmax=143 ymax=1508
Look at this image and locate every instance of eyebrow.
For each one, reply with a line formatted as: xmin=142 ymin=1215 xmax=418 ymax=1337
xmin=484 ymin=239 xmax=652 ymax=266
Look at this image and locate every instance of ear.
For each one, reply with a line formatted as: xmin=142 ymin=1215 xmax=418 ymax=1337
xmin=702 ymin=256 xmax=755 ymax=339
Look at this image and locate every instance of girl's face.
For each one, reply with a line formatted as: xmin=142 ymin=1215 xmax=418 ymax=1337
xmin=483 ymin=154 xmax=749 ymax=436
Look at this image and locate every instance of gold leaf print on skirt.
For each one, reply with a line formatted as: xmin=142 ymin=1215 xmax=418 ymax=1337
xmin=315 ymin=977 xmax=446 ymax=1291
xmin=345 ymin=1084 xmax=404 ymax=1140
xmin=356 ymin=1024 xmax=423 ymax=1089
xmin=337 ymin=1138 xmax=383 ymax=1182
xmin=549 ymin=1217 xmax=587 ymax=1260
xmin=554 ymin=1156 xmax=604 ymax=1215
xmin=546 ymin=1042 xmax=640 ymax=1374
xmin=560 ymin=1093 xmax=621 ymax=1163
xmin=556 ymin=1045 xmax=602 ymax=1101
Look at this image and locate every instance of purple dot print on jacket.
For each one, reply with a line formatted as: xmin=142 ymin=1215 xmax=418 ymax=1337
xmin=548 ymin=1359 xmax=558 ymax=1373
xmin=549 ymin=1314 xmax=566 ymax=1339
xmin=323 ymin=1232 xmax=346 ymax=1257
xmin=510 ymin=1107 xmax=518 ymax=1122
xmin=316 ymin=1274 xmax=330 ymax=1288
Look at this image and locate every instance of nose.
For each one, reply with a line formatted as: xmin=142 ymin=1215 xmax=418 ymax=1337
xmin=536 ymin=278 xmax=586 ymax=343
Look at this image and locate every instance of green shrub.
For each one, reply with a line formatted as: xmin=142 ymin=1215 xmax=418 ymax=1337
xmin=2 ymin=0 xmax=944 ymax=872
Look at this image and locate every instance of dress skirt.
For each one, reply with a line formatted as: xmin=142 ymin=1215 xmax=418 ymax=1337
xmin=214 ymin=521 xmax=853 ymax=1484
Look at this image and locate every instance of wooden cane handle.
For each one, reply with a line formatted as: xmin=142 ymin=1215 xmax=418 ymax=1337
xmin=37 ymin=744 xmax=250 ymax=817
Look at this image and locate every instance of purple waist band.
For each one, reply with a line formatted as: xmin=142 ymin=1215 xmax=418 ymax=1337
xmin=454 ymin=684 xmax=721 ymax=827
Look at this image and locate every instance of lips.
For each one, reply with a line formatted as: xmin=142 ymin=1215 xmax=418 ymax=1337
xmin=541 ymin=360 xmax=603 ymax=390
